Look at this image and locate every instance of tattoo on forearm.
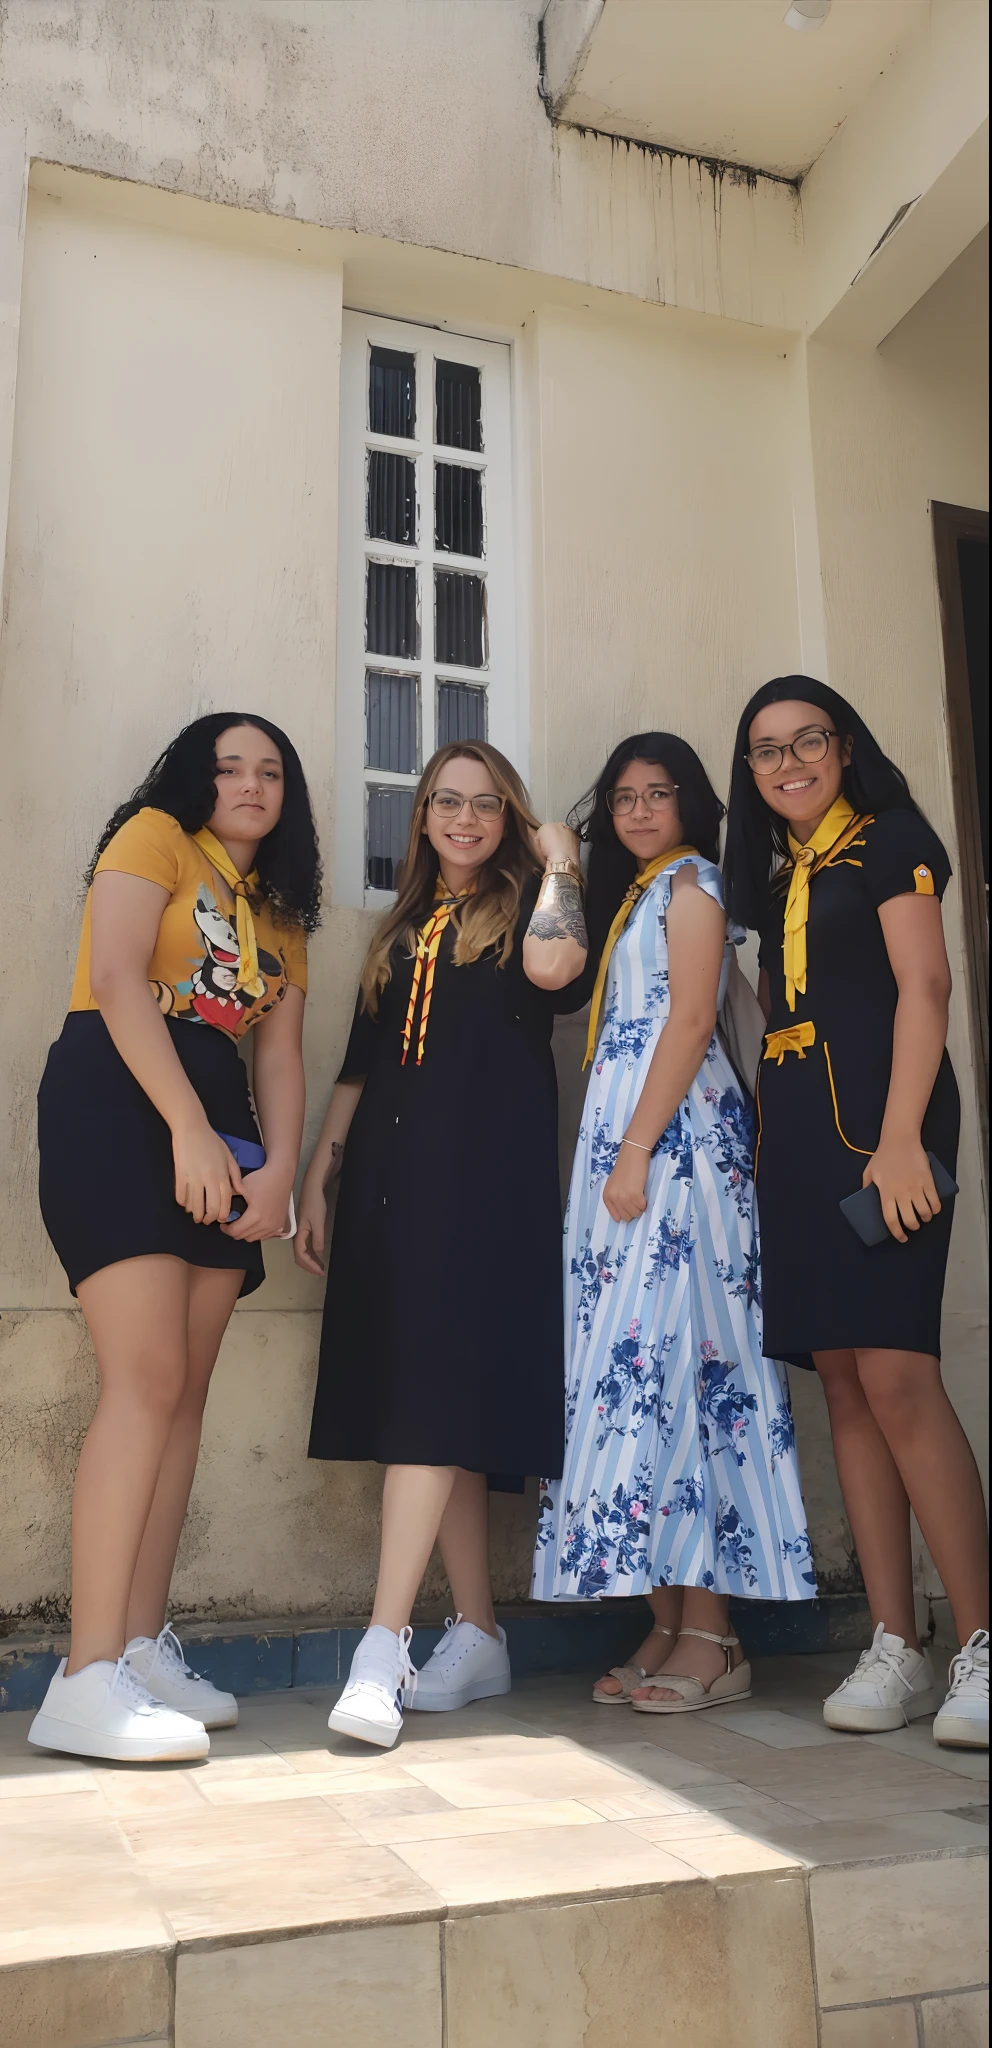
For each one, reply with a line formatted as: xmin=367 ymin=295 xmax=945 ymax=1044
xmin=527 ymin=876 xmax=588 ymax=947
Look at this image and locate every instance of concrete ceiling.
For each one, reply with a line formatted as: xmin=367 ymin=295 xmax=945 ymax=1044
xmin=543 ymin=0 xmax=931 ymax=180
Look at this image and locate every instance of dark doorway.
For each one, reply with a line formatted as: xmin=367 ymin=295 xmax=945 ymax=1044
xmin=932 ymin=501 xmax=989 ymax=1188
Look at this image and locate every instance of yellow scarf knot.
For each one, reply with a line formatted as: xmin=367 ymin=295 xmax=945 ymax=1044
xmin=193 ymin=828 xmax=267 ymax=1000
xmin=583 ymin=846 xmax=698 ymax=1069
xmin=782 ymin=796 xmax=868 ymax=1013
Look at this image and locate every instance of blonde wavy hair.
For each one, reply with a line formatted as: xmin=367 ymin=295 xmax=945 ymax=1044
xmin=360 ymin=741 xmax=541 ymax=1012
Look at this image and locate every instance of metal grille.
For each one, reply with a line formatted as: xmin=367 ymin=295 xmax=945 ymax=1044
xmin=369 ymin=346 xmax=415 ymax=438
xmin=367 ymin=450 xmax=416 ymax=546
xmin=438 ymin=682 xmax=487 ymax=747
xmin=366 ymin=672 xmax=418 ymax=774
xmin=366 ymin=785 xmax=416 ymax=892
xmin=435 ymin=360 xmax=482 ymax=451
xmin=435 ymin=571 xmax=486 ymax=666
xmin=435 ymin=463 xmax=483 ymax=556
xmin=366 ymin=560 xmax=419 ymax=659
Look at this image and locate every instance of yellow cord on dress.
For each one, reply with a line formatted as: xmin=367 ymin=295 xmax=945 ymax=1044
xmin=401 ymin=879 xmax=473 ymax=1067
xmin=193 ymin=828 xmax=266 ymax=998
xmin=583 ymin=846 xmax=698 ymax=1069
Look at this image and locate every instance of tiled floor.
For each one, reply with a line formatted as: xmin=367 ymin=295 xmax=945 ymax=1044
xmin=0 ymin=1652 xmax=987 ymax=2047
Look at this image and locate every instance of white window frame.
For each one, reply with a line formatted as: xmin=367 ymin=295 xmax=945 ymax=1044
xmin=335 ymin=311 xmax=519 ymax=909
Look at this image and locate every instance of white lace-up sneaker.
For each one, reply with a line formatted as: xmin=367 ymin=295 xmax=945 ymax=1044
xmin=933 ymin=1630 xmax=989 ymax=1751
xmin=28 ymin=1656 xmax=209 ymax=1762
xmin=124 ymin=1625 xmax=238 ymax=1730
xmin=407 ymin=1615 xmax=511 ymax=1713
xmin=822 ymin=1624 xmax=940 ymax=1733
xmin=328 ymin=1625 xmax=417 ymax=1749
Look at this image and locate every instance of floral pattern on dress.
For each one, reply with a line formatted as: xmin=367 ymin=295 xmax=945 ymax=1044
xmin=532 ymin=854 xmax=815 ymax=1605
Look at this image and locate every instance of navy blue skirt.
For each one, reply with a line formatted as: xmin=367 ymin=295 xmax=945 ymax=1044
xmin=38 ymin=1013 xmax=265 ymax=1297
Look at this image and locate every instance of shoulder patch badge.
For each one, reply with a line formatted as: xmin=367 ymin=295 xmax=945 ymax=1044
xmin=913 ymin=864 xmax=935 ymax=895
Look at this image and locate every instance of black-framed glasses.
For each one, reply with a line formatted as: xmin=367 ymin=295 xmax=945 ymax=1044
xmin=607 ymin=783 xmax=680 ymax=816
xmin=745 ymin=727 xmax=837 ymax=775
xmin=428 ymin=787 xmax=506 ymax=820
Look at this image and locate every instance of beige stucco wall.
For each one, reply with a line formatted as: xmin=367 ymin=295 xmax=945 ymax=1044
xmin=0 ymin=161 xmax=986 ymax=1629
xmin=806 ymin=229 xmax=990 ymax=1603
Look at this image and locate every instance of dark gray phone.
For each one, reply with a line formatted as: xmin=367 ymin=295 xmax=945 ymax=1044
xmin=839 ymin=1153 xmax=959 ymax=1248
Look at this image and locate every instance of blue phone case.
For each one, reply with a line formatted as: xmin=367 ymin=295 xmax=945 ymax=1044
xmin=839 ymin=1153 xmax=958 ymax=1248
xmin=216 ymin=1130 xmax=266 ymax=1222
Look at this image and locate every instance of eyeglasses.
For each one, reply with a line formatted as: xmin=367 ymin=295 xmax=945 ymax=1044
xmin=745 ymin=728 xmax=837 ymax=775
xmin=428 ymin=788 xmax=506 ymax=820
xmin=607 ymin=783 xmax=680 ymax=816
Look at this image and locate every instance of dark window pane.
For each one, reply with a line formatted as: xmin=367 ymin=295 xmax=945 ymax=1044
xmin=366 ymin=672 xmax=418 ymax=774
xmin=369 ymin=346 xmax=415 ymax=438
xmin=435 ymin=360 xmax=482 ymax=451
xmin=438 ymin=682 xmax=487 ymax=748
xmin=366 ymin=561 xmax=419 ymax=658
xmin=367 ymin=786 xmax=415 ymax=893
xmin=367 ymin=451 xmax=416 ymax=545
xmin=435 ymin=571 xmax=486 ymax=667
xmin=435 ymin=463 xmax=483 ymax=556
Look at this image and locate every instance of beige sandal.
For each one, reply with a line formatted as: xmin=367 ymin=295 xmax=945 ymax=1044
xmin=630 ymin=1626 xmax=751 ymax=1715
xmin=592 ymin=1624 xmax=676 ymax=1704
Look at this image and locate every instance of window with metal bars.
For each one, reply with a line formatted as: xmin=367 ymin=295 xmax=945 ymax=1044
xmin=336 ymin=314 xmax=519 ymax=906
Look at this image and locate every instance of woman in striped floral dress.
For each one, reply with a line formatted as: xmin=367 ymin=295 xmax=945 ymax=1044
xmin=532 ymin=733 xmax=814 ymax=1714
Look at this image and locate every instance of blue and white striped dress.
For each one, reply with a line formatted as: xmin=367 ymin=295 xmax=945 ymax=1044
xmin=532 ymin=855 xmax=815 ymax=1604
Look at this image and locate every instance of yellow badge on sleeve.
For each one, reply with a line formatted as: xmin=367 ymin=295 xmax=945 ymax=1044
xmin=913 ymin=864 xmax=935 ymax=895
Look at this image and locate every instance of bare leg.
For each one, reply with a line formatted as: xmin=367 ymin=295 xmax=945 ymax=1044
xmin=370 ymin=1464 xmax=458 ymax=1635
xmin=596 ymin=1584 xmax=684 ymax=1696
xmin=633 ymin=1587 xmax=742 ymax=1702
xmin=857 ymin=1348 xmax=989 ymax=1645
xmin=815 ymin=1347 xmax=919 ymax=1646
xmin=125 ymin=1266 xmax=245 ymax=1643
xmin=68 ymin=1257 xmax=190 ymax=1674
xmin=435 ymin=1470 xmax=498 ymax=1636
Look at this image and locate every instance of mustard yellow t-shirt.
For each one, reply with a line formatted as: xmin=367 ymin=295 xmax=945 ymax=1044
xmin=70 ymin=808 xmax=307 ymax=1041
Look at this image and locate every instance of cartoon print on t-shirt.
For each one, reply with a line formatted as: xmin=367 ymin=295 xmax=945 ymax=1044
xmin=185 ymin=886 xmax=282 ymax=1033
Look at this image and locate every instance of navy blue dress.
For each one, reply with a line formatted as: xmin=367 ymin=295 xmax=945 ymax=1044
xmin=755 ymin=809 xmax=960 ymax=1366
xmin=308 ymin=883 xmax=592 ymax=1483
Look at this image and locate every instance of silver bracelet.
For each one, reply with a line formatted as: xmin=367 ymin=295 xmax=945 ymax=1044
xmin=620 ymin=1136 xmax=652 ymax=1153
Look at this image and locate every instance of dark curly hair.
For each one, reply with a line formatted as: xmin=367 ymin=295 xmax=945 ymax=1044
xmin=87 ymin=713 xmax=322 ymax=933
xmin=723 ymin=676 xmax=924 ymax=932
xmin=570 ymin=732 xmax=726 ymax=965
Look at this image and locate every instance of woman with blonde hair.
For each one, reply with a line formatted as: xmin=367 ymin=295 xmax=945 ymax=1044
xmin=298 ymin=741 xmax=591 ymax=1746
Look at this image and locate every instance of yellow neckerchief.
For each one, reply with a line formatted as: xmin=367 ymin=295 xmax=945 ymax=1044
xmin=583 ymin=846 xmax=697 ymax=1069
xmin=193 ymin=828 xmax=267 ymax=1000
xmin=781 ymin=795 xmax=867 ymax=1012
xmin=400 ymin=877 xmax=475 ymax=1067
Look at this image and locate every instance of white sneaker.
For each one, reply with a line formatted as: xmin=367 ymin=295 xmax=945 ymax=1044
xmin=823 ymin=1624 xmax=940 ymax=1733
xmin=328 ymin=1625 xmax=417 ymax=1749
xmin=407 ymin=1615 xmax=511 ymax=1713
xmin=124 ymin=1625 xmax=238 ymax=1730
xmin=933 ymin=1630 xmax=989 ymax=1751
xmin=28 ymin=1656 xmax=209 ymax=1762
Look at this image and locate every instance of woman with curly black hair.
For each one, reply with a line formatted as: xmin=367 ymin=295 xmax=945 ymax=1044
xmin=29 ymin=714 xmax=320 ymax=1765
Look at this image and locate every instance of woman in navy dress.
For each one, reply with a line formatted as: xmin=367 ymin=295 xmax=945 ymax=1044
xmin=724 ymin=677 xmax=988 ymax=1750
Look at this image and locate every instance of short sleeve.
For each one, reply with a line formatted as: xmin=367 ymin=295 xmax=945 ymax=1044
xmin=658 ymin=856 xmax=729 ymax=925
xmin=859 ymin=811 xmax=951 ymax=910
xmin=281 ymin=923 xmax=308 ymax=994
xmin=93 ymin=808 xmax=182 ymax=893
xmin=337 ymin=986 xmax=382 ymax=1081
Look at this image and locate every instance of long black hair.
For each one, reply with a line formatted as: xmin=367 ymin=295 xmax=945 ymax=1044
xmin=723 ymin=676 xmax=923 ymax=932
xmin=570 ymin=732 xmax=726 ymax=964
xmin=87 ymin=713 xmax=323 ymax=932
